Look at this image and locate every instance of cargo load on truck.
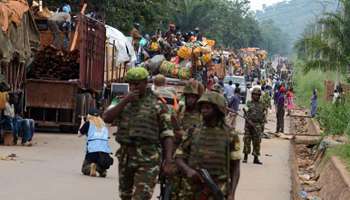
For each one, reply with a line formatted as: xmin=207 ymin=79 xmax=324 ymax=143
xmin=25 ymin=3 xmax=107 ymax=131
xmin=0 ymin=0 xmax=40 ymax=93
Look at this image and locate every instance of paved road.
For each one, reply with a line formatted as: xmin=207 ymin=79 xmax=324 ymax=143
xmin=0 ymin=109 xmax=291 ymax=200
xmin=236 ymin=108 xmax=291 ymax=200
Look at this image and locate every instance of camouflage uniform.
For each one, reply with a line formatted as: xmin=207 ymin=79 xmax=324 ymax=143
xmin=171 ymin=80 xmax=203 ymax=200
xmin=175 ymin=92 xmax=241 ymax=199
xmin=114 ymin=68 xmax=174 ymax=200
xmin=261 ymin=91 xmax=271 ymax=132
xmin=243 ymin=90 xmax=265 ymax=157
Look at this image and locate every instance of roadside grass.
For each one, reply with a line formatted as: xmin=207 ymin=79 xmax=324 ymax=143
xmin=293 ymin=60 xmax=350 ymax=170
xmin=327 ymin=144 xmax=350 ymax=170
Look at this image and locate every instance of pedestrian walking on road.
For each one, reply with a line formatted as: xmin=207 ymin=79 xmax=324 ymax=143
xmin=175 ymin=91 xmax=241 ymax=200
xmin=103 ymin=67 xmax=174 ymax=200
xmin=228 ymin=87 xmax=241 ymax=130
xmin=286 ymin=87 xmax=295 ymax=116
xmin=79 ymin=108 xmax=113 ymax=178
xmin=276 ymin=87 xmax=286 ymax=133
xmin=243 ymin=88 xmax=265 ymax=165
xmin=310 ymin=89 xmax=318 ymax=117
xmin=224 ymin=80 xmax=235 ymax=101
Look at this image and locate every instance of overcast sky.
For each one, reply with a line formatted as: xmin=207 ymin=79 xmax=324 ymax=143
xmin=250 ymin=0 xmax=286 ymax=10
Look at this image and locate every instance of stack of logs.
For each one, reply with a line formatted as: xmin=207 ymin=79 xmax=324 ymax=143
xmin=27 ymin=46 xmax=79 ymax=80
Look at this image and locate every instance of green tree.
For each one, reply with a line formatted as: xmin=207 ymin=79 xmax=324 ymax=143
xmin=259 ymin=20 xmax=290 ymax=56
xmin=40 ymin=0 xmax=263 ymax=49
xmin=294 ymin=0 xmax=350 ymax=83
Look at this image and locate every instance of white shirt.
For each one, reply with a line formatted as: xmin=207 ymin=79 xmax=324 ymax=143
xmin=4 ymin=102 xmax=15 ymax=118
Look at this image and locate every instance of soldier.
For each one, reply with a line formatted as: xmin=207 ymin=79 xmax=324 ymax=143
xmin=103 ymin=67 xmax=174 ymax=200
xmin=243 ymin=88 xmax=265 ymax=165
xmin=175 ymin=91 xmax=241 ymax=200
xmin=177 ymin=79 xmax=204 ymax=140
xmin=261 ymin=86 xmax=272 ymax=133
xmin=170 ymin=80 xmax=204 ymax=199
xmin=211 ymin=83 xmax=224 ymax=95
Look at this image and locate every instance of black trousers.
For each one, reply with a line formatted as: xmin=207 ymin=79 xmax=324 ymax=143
xmin=276 ymin=107 xmax=285 ymax=132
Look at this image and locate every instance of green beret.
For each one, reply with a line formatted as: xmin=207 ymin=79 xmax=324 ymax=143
xmin=126 ymin=67 xmax=149 ymax=81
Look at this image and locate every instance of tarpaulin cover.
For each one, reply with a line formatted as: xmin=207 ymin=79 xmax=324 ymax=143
xmin=0 ymin=10 xmax=40 ymax=64
xmin=105 ymin=25 xmax=136 ymax=65
xmin=0 ymin=0 xmax=29 ymax=32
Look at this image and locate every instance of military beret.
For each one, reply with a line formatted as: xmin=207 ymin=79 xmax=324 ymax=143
xmin=126 ymin=67 xmax=149 ymax=81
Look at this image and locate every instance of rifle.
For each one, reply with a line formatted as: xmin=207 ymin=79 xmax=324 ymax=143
xmin=226 ymin=107 xmax=258 ymax=133
xmin=159 ymin=174 xmax=172 ymax=200
xmin=198 ymin=169 xmax=225 ymax=200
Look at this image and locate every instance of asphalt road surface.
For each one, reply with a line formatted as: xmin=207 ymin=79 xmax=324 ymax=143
xmin=0 ymin=108 xmax=290 ymax=200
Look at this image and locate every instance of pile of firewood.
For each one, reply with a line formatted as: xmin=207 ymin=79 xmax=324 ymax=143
xmin=27 ymin=46 xmax=80 ymax=80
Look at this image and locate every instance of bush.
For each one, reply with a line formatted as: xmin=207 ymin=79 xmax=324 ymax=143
xmin=328 ymin=144 xmax=350 ymax=170
xmin=293 ymin=62 xmax=333 ymax=107
xmin=318 ymin=96 xmax=350 ymax=136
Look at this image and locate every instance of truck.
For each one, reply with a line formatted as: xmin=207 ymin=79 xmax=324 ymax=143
xmin=24 ymin=14 xmax=108 ymax=131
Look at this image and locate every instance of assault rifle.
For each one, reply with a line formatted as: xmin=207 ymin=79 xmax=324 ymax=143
xmin=227 ymin=107 xmax=258 ymax=133
xmin=159 ymin=175 xmax=172 ymax=200
xmin=198 ymin=169 xmax=225 ymax=200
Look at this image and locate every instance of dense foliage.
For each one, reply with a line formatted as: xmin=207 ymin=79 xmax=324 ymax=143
xmin=294 ymin=0 xmax=350 ymax=84
xmin=256 ymin=0 xmax=338 ymax=53
xmin=258 ymin=19 xmax=290 ymax=56
xmin=42 ymin=0 xmax=285 ymax=50
xmin=318 ymin=97 xmax=350 ymax=135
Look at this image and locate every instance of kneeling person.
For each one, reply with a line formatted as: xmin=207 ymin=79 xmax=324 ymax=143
xmin=80 ymin=108 xmax=113 ymax=177
xmin=175 ymin=91 xmax=241 ymax=200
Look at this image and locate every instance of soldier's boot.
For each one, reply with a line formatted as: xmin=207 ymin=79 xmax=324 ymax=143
xmin=253 ymin=156 xmax=263 ymax=165
xmin=90 ymin=163 xmax=97 ymax=177
xmin=243 ymin=154 xmax=248 ymax=163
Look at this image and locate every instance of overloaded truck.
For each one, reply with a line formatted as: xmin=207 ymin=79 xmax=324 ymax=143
xmin=25 ymin=14 xmax=109 ymax=131
xmin=0 ymin=1 xmax=40 ymax=109
xmin=0 ymin=2 xmax=128 ymax=132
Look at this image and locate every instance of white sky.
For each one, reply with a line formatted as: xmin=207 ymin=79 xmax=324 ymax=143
xmin=250 ymin=0 xmax=286 ymax=10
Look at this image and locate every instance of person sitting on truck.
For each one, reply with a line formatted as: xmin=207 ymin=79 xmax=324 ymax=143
xmin=48 ymin=8 xmax=72 ymax=49
xmin=79 ymin=108 xmax=113 ymax=177
xmin=146 ymin=35 xmax=161 ymax=58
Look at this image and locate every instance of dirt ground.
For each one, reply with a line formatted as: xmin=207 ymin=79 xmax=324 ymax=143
xmin=0 ymin=108 xmax=291 ymax=200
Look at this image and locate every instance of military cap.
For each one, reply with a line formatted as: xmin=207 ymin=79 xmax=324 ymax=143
xmin=198 ymin=91 xmax=227 ymax=115
xmin=126 ymin=67 xmax=149 ymax=81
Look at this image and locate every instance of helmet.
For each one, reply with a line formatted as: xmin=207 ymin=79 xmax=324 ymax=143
xmin=154 ymin=74 xmax=166 ymax=86
xmin=183 ymin=80 xmax=204 ymax=96
xmin=198 ymin=92 xmax=227 ymax=115
xmin=252 ymin=88 xmax=262 ymax=95
xmin=211 ymin=84 xmax=224 ymax=94
xmin=126 ymin=67 xmax=149 ymax=82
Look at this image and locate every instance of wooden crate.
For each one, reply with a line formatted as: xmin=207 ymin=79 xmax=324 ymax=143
xmin=3 ymin=131 xmax=14 ymax=146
